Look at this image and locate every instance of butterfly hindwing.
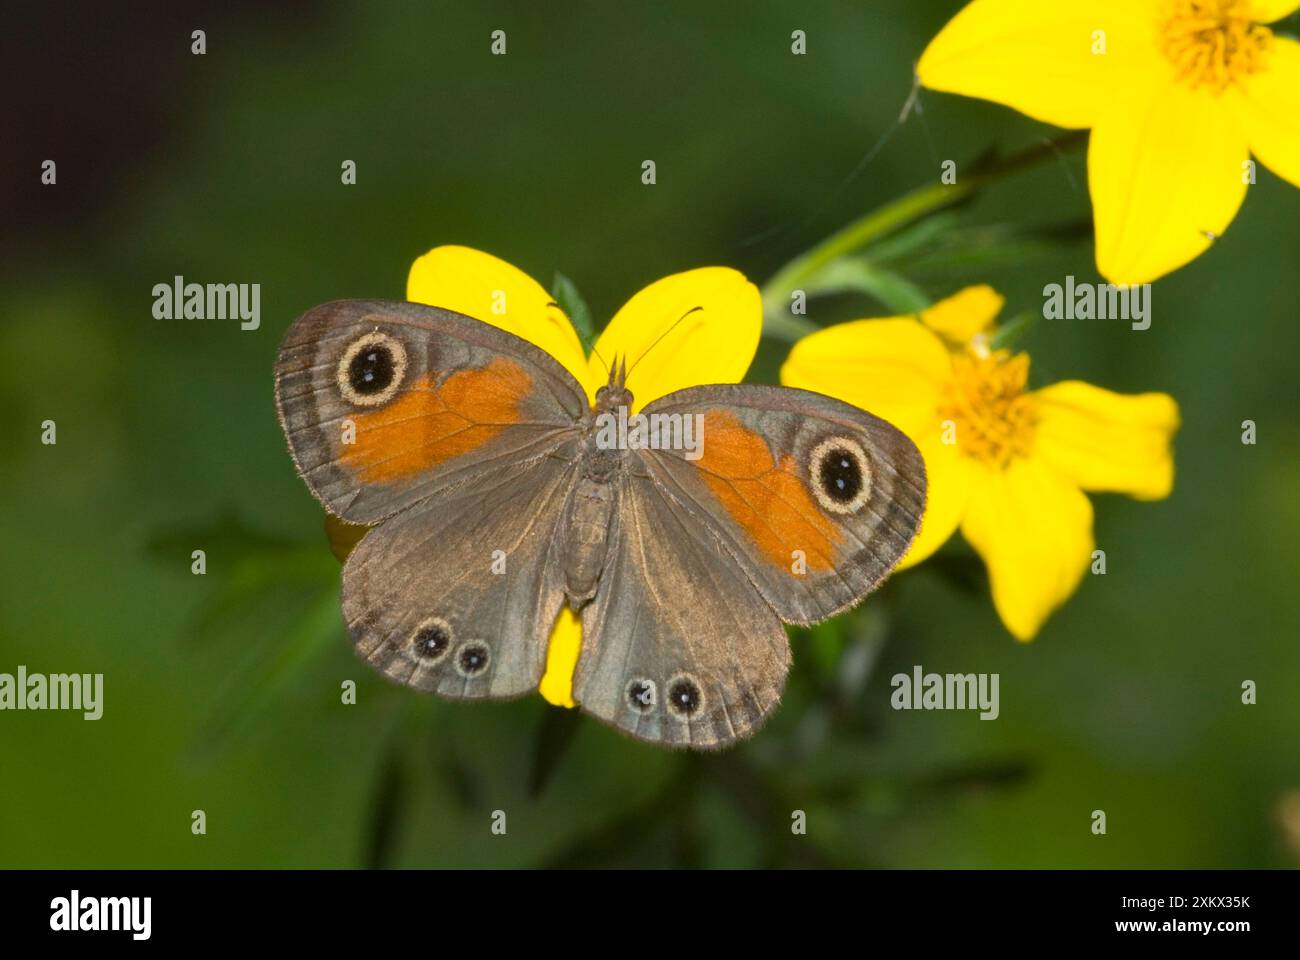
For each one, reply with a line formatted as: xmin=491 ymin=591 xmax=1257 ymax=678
xmin=572 ymin=466 xmax=791 ymax=748
xmin=342 ymin=441 xmax=580 ymax=700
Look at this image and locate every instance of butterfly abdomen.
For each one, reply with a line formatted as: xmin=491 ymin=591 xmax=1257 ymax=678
xmin=563 ymin=474 xmax=619 ymax=606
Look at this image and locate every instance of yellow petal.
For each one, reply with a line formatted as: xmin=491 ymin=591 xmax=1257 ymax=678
xmin=961 ymin=457 xmax=1094 ymax=641
xmin=593 ymin=267 xmax=760 ymax=410
xmin=1231 ymin=36 xmax=1300 ymax=190
xmin=919 ymin=285 xmax=1005 ymax=346
xmin=896 ymin=433 xmax=974 ymax=570
xmin=1252 ymin=0 xmax=1300 ymax=21
xmin=1089 ymin=80 xmax=1250 ymax=284
xmin=537 ymin=606 xmax=582 ymax=708
xmin=780 ymin=318 xmax=950 ymax=437
xmin=406 ymin=245 xmax=596 ymax=396
xmin=782 ymin=318 xmax=967 ymax=570
xmin=917 ymin=0 xmax=1153 ymax=129
xmin=1033 ymin=381 xmax=1180 ymax=499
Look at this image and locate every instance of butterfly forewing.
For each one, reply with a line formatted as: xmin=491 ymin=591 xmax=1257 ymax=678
xmin=274 ymin=299 xmax=587 ymax=525
xmin=635 ymin=384 xmax=927 ymax=624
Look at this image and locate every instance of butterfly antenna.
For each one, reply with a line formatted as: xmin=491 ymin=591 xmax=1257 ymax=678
xmin=590 ymin=342 xmax=612 ymax=380
xmin=626 ymin=306 xmax=704 ymax=379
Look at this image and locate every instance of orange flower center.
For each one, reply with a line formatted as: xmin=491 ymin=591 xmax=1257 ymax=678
xmin=1159 ymin=0 xmax=1272 ymax=92
xmin=939 ymin=350 xmax=1037 ymax=467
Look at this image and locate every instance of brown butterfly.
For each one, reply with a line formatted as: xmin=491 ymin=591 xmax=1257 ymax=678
xmin=275 ymin=300 xmax=925 ymax=749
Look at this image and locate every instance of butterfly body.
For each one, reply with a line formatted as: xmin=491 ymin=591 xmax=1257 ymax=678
xmin=562 ymin=365 xmax=650 ymax=606
xmin=563 ymin=474 xmax=619 ymax=606
xmin=276 ymin=299 xmax=926 ymax=749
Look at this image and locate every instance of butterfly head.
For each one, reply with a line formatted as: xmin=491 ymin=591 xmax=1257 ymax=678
xmin=593 ymin=354 xmax=633 ymax=414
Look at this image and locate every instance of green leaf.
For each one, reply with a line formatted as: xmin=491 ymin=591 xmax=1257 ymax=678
xmin=552 ymin=271 xmax=596 ymax=342
xmin=990 ymin=310 xmax=1039 ymax=350
xmin=803 ymin=257 xmax=931 ymax=314
xmin=759 ymin=306 xmax=818 ymax=342
xmin=183 ymin=549 xmax=339 ymax=644
xmin=144 ymin=506 xmax=296 ymax=567
xmin=364 ymin=741 xmax=409 ymax=868
xmin=758 ymin=133 xmax=1087 ymax=341
xmin=912 ymin=757 xmax=1035 ymax=799
xmin=900 ymin=219 xmax=1092 ymax=277
xmin=862 ymin=212 xmax=961 ymax=265
xmin=193 ymin=588 xmax=342 ymax=758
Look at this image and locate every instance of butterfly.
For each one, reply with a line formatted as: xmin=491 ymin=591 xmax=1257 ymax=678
xmin=275 ymin=299 xmax=926 ymax=749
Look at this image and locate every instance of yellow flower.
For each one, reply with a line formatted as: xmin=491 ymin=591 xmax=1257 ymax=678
xmin=403 ymin=245 xmax=761 ymax=706
xmin=917 ymin=0 xmax=1300 ymax=284
xmin=780 ymin=286 xmax=1180 ymax=640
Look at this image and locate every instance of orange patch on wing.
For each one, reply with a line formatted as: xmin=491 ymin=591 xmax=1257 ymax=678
xmin=342 ymin=357 xmax=532 ymax=483
xmin=696 ymin=411 xmax=841 ymax=573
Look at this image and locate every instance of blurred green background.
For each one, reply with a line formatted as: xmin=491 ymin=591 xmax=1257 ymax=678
xmin=3 ymin=0 xmax=1298 ymax=868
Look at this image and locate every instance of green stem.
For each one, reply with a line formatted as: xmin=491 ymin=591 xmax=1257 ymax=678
xmin=760 ymin=130 xmax=1087 ymax=339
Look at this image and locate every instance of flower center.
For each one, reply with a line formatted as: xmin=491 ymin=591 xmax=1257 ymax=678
xmin=1159 ymin=0 xmax=1272 ymax=93
xmin=938 ymin=350 xmax=1036 ymax=467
